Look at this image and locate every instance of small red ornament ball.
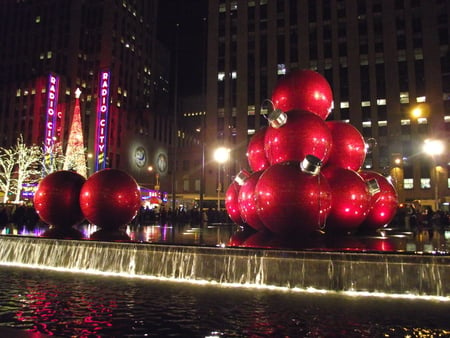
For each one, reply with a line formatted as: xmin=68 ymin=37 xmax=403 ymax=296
xmin=34 ymin=170 xmax=86 ymax=228
xmin=247 ymin=127 xmax=270 ymax=172
xmin=271 ymin=69 xmax=333 ymax=120
xmin=359 ymin=171 xmax=399 ymax=231
xmin=225 ymin=181 xmax=244 ymax=225
xmin=325 ymin=121 xmax=366 ymax=171
xmin=80 ymin=169 xmax=141 ymax=230
xmin=255 ymin=161 xmax=331 ymax=236
xmin=238 ymin=170 xmax=266 ymax=231
xmin=264 ymin=110 xmax=332 ymax=165
xmin=322 ymin=166 xmax=371 ymax=234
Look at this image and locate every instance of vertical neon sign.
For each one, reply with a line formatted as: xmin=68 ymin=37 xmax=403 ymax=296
xmin=44 ymin=74 xmax=59 ymax=166
xmin=95 ymin=70 xmax=111 ymax=171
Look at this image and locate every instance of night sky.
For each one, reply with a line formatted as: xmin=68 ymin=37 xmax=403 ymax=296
xmin=157 ymin=0 xmax=208 ymax=98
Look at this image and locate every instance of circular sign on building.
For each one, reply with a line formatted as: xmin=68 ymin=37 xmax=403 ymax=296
xmin=134 ymin=146 xmax=146 ymax=168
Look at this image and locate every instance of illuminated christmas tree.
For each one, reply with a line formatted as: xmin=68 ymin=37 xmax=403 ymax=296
xmin=63 ymin=88 xmax=87 ymax=178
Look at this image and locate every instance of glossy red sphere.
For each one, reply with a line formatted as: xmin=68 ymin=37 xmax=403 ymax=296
xmin=325 ymin=121 xmax=366 ymax=171
xmin=80 ymin=169 xmax=141 ymax=230
xmin=322 ymin=166 xmax=371 ymax=234
xmin=34 ymin=170 xmax=86 ymax=228
xmin=225 ymin=181 xmax=244 ymax=225
xmin=238 ymin=171 xmax=266 ymax=231
xmin=255 ymin=162 xmax=332 ymax=235
xmin=264 ymin=110 xmax=332 ymax=165
xmin=271 ymin=69 xmax=333 ymax=120
xmin=359 ymin=171 xmax=399 ymax=231
xmin=247 ymin=127 xmax=270 ymax=172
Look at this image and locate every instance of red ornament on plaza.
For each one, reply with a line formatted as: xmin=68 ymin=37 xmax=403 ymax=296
xmin=246 ymin=127 xmax=270 ymax=172
xmin=79 ymin=169 xmax=141 ymax=230
xmin=322 ymin=166 xmax=371 ymax=233
xmin=225 ymin=181 xmax=244 ymax=225
xmin=358 ymin=171 xmax=399 ymax=232
xmin=34 ymin=170 xmax=86 ymax=229
xmin=271 ymin=69 xmax=333 ymax=120
xmin=264 ymin=110 xmax=332 ymax=165
xmin=238 ymin=170 xmax=266 ymax=231
xmin=325 ymin=121 xmax=366 ymax=171
xmin=255 ymin=160 xmax=332 ymax=236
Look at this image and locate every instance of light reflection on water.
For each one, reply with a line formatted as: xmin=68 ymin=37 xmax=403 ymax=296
xmin=0 ymin=266 xmax=449 ymax=337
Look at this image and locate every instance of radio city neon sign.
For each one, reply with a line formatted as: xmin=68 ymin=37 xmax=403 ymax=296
xmin=44 ymin=74 xmax=59 ymax=153
xmin=95 ymin=70 xmax=110 ymax=171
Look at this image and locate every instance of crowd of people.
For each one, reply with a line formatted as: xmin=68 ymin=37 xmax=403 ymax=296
xmin=393 ymin=203 xmax=450 ymax=231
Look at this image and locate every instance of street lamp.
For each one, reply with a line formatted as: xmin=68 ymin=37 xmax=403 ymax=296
xmin=423 ymin=139 xmax=445 ymax=211
xmin=213 ymin=147 xmax=230 ymax=210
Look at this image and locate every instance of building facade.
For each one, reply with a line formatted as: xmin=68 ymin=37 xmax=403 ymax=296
xmin=0 ymin=0 xmax=173 ymax=195
xmin=199 ymin=0 xmax=449 ymax=208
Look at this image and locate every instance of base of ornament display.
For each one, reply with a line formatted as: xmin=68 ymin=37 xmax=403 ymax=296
xmin=90 ymin=228 xmax=131 ymax=242
xmin=42 ymin=226 xmax=84 ymax=240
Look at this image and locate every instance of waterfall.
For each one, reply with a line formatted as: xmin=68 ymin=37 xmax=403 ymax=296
xmin=1 ymin=236 xmax=450 ymax=298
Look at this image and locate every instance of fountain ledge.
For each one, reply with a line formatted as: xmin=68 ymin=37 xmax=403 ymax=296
xmin=1 ymin=236 xmax=449 ymax=298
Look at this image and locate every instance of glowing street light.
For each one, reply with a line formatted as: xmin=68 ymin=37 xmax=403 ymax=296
xmin=214 ymin=147 xmax=230 ymax=210
xmin=423 ymin=139 xmax=445 ymax=211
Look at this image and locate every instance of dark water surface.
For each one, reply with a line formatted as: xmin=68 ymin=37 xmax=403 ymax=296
xmin=0 ymin=266 xmax=449 ymax=337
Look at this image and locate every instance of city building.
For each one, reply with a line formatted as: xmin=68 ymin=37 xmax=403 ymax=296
xmin=190 ymin=0 xmax=449 ymax=209
xmin=0 ymin=0 xmax=173 ymax=199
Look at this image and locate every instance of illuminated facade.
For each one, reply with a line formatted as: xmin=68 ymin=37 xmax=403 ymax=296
xmin=201 ymin=0 xmax=449 ymax=206
xmin=0 ymin=0 xmax=172 ymax=192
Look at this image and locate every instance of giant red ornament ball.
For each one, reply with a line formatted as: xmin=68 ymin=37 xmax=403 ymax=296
xmin=34 ymin=170 xmax=86 ymax=229
xmin=238 ymin=170 xmax=266 ymax=231
xmin=322 ymin=166 xmax=371 ymax=233
xmin=255 ymin=161 xmax=331 ymax=236
xmin=264 ymin=110 xmax=332 ymax=165
xmin=271 ymin=69 xmax=333 ymax=120
xmin=79 ymin=169 xmax=141 ymax=230
xmin=246 ymin=127 xmax=270 ymax=172
xmin=358 ymin=171 xmax=399 ymax=231
xmin=325 ymin=121 xmax=366 ymax=171
xmin=225 ymin=181 xmax=244 ymax=225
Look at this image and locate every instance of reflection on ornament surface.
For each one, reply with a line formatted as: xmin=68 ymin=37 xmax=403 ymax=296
xmin=247 ymin=127 xmax=270 ymax=172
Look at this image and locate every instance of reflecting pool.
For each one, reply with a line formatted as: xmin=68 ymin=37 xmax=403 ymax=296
xmin=0 ymin=266 xmax=449 ymax=337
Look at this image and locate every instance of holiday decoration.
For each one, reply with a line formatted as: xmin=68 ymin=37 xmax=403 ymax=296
xmin=271 ymin=69 xmax=333 ymax=120
xmin=80 ymin=169 xmax=141 ymax=239
xmin=264 ymin=110 xmax=332 ymax=165
xmin=34 ymin=170 xmax=86 ymax=238
xmin=63 ymin=88 xmax=87 ymax=178
xmin=358 ymin=171 xmax=399 ymax=232
xmin=255 ymin=159 xmax=331 ymax=236
xmin=238 ymin=170 xmax=266 ymax=231
xmin=225 ymin=180 xmax=244 ymax=225
xmin=246 ymin=127 xmax=270 ymax=172
xmin=325 ymin=121 xmax=366 ymax=171
xmin=322 ymin=166 xmax=371 ymax=233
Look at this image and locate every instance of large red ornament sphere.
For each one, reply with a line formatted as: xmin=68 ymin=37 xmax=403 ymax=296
xmin=247 ymin=127 xmax=270 ymax=172
xmin=358 ymin=171 xmax=399 ymax=232
xmin=271 ymin=69 xmax=333 ymax=120
xmin=264 ymin=110 xmax=332 ymax=165
xmin=325 ymin=121 xmax=366 ymax=171
xmin=238 ymin=170 xmax=266 ymax=231
xmin=255 ymin=161 xmax=332 ymax=236
xmin=225 ymin=181 xmax=244 ymax=225
xmin=322 ymin=166 xmax=371 ymax=234
xmin=80 ymin=169 xmax=141 ymax=230
xmin=34 ymin=170 xmax=86 ymax=229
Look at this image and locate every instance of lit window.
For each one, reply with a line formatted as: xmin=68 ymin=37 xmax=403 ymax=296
xmin=400 ymin=92 xmax=409 ymax=103
xmin=248 ymin=129 xmax=256 ymax=135
xmin=340 ymin=101 xmax=349 ymax=108
xmin=400 ymin=119 xmax=410 ymax=126
xmin=361 ymin=101 xmax=371 ymax=107
xmin=35 ymin=16 xmax=40 ymax=23
xmin=16 ymin=89 xmax=21 ymax=97
xmin=277 ymin=64 xmax=286 ymax=75
xmin=231 ymin=71 xmax=237 ymax=79
xmin=218 ymin=72 xmax=225 ymax=81
xmin=420 ymin=178 xmax=431 ymax=189
xmin=40 ymin=53 xmax=44 ymax=60
xmin=416 ymin=96 xmax=426 ymax=102
xmin=417 ymin=117 xmax=428 ymax=124
xmin=378 ymin=120 xmax=387 ymax=126
xmin=362 ymin=121 xmax=371 ymax=128
xmin=47 ymin=51 xmax=52 ymax=59
xmin=376 ymin=98 xmax=386 ymax=105
xmin=404 ymin=178 xmax=413 ymax=189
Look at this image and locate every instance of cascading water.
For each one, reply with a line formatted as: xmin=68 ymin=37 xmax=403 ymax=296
xmin=0 ymin=235 xmax=450 ymax=299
